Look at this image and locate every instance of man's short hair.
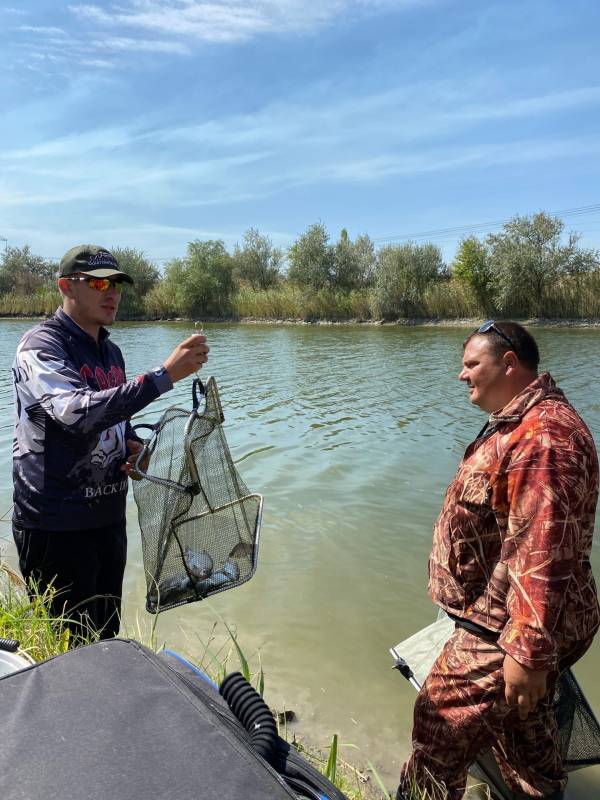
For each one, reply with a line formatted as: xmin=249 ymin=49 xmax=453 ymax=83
xmin=464 ymin=321 xmax=540 ymax=370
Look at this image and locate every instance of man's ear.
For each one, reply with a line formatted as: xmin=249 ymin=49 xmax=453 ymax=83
xmin=503 ymin=350 xmax=518 ymax=372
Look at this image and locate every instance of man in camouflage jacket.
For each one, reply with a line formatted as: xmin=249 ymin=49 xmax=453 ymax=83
xmin=398 ymin=321 xmax=599 ymax=800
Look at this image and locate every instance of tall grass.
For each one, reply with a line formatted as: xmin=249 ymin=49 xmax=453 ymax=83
xmin=233 ymin=285 xmax=306 ymax=319
xmin=0 ymin=565 xmax=83 ymax=659
xmin=0 ymin=289 xmax=61 ymax=317
xmin=0 ymin=564 xmax=493 ymax=800
xmin=0 ymin=570 xmax=387 ymax=798
xmin=420 ymin=281 xmax=481 ymax=320
xmin=2 ymin=273 xmax=600 ymax=321
xmin=539 ymin=272 xmax=600 ymax=318
xmin=207 ymin=285 xmax=375 ymax=322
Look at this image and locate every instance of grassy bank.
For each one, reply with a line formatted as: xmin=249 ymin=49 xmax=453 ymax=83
xmin=2 ymin=275 xmax=600 ymax=323
xmin=0 ymin=560 xmax=492 ymax=799
xmin=0 ymin=560 xmax=394 ymax=799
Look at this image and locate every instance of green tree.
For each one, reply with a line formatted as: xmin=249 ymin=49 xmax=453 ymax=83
xmin=0 ymin=245 xmax=56 ymax=294
xmin=487 ymin=212 xmax=599 ymax=316
xmin=161 ymin=240 xmax=235 ymax=318
xmin=287 ymin=222 xmax=335 ymax=290
xmin=232 ymin=228 xmax=282 ymax=290
xmin=374 ymin=242 xmax=444 ymax=318
xmin=452 ymin=236 xmax=495 ymax=313
xmin=332 ymin=230 xmax=377 ymax=289
xmin=111 ymin=247 xmax=160 ymax=318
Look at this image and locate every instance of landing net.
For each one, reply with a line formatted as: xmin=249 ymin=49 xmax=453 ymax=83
xmin=132 ymin=377 xmax=263 ymax=614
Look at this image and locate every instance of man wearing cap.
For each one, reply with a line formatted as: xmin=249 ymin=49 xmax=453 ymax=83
xmin=397 ymin=321 xmax=599 ymax=800
xmin=12 ymin=245 xmax=209 ymax=640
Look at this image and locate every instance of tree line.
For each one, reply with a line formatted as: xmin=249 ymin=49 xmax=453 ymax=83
xmin=1 ymin=212 xmax=599 ymax=321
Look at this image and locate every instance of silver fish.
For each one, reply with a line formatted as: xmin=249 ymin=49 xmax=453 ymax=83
xmin=194 ymin=559 xmax=240 ymax=595
xmin=149 ymin=575 xmax=191 ymax=606
xmin=221 ymin=559 xmax=241 ymax=581
xmin=184 ymin=547 xmax=213 ymax=579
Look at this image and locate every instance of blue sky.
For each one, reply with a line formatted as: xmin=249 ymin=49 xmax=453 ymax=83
xmin=1 ymin=0 xmax=600 ymax=266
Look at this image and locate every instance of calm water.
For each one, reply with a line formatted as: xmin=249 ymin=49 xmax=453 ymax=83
xmin=1 ymin=319 xmax=599 ymax=793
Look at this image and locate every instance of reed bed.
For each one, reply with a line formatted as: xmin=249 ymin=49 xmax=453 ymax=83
xmin=0 ymin=289 xmax=61 ymax=317
xmin=2 ymin=275 xmax=600 ymax=323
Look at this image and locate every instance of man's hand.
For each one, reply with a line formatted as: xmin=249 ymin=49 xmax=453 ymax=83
xmin=121 ymin=439 xmax=149 ymax=481
xmin=503 ymin=653 xmax=548 ymax=720
xmin=163 ymin=334 xmax=209 ymax=384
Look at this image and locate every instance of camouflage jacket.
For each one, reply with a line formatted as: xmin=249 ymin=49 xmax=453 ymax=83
xmin=429 ymin=372 xmax=600 ymax=671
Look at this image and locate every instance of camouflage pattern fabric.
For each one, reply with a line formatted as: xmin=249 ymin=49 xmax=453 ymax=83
xmin=428 ymin=372 xmax=600 ymax=672
xmin=399 ymin=626 xmax=594 ymax=799
xmin=401 ymin=373 xmax=600 ymax=797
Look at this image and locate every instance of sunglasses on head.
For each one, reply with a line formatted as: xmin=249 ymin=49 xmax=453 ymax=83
xmin=67 ymin=276 xmax=124 ymax=293
xmin=477 ymin=320 xmax=516 ymax=351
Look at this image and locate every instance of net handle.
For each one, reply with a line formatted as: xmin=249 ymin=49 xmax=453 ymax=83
xmin=132 ymin=423 xmax=157 ymax=436
xmin=192 ymin=377 xmax=206 ymax=410
xmin=131 ymin=422 xmax=188 ymax=493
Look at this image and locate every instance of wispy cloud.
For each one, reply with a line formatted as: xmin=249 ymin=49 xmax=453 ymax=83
xmin=8 ymin=19 xmax=185 ymax=73
xmin=5 ymin=1 xmax=437 ymax=79
xmin=3 ymin=128 xmax=139 ymax=161
xmin=91 ymin=35 xmax=190 ymax=54
xmin=2 ymin=76 xmax=600 ymax=217
xmin=17 ymin=25 xmax=67 ymax=35
xmin=7 ymin=80 xmax=598 ymax=167
xmin=150 ymin=83 xmax=600 ymax=153
xmin=69 ymin=0 xmax=430 ymax=44
xmin=272 ymin=136 xmax=600 ymax=188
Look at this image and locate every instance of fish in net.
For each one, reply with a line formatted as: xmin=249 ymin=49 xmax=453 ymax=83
xmin=132 ymin=377 xmax=263 ymax=613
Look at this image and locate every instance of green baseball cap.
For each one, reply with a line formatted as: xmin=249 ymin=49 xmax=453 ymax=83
xmin=59 ymin=245 xmax=134 ymax=284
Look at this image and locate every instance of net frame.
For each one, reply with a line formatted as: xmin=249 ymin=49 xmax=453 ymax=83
xmin=132 ymin=377 xmax=263 ymax=614
xmin=390 ymin=613 xmax=600 ymax=800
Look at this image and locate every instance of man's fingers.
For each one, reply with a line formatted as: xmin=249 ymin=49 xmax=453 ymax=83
xmin=505 ymin=684 xmax=517 ymax=707
xmin=517 ymin=693 xmax=531 ymax=721
xmin=505 ymin=685 xmax=535 ymax=720
xmin=163 ymin=334 xmax=210 ymax=383
xmin=181 ymin=334 xmax=208 ymax=348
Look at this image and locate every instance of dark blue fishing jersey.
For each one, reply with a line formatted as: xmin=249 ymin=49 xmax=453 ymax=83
xmin=12 ymin=308 xmax=172 ymax=531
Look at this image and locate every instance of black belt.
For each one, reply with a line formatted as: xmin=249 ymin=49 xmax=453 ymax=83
xmin=447 ymin=613 xmax=500 ymax=643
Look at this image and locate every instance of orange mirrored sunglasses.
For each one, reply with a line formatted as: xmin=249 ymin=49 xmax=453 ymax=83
xmin=67 ymin=276 xmax=124 ymax=293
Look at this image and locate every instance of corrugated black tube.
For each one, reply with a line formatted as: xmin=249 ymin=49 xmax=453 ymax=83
xmin=219 ymin=672 xmax=278 ymax=764
xmin=0 ymin=639 xmax=19 ymax=653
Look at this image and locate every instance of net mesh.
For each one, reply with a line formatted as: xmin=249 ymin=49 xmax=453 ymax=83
xmin=556 ymin=667 xmax=600 ymax=770
xmin=391 ymin=614 xmax=600 ymax=799
xmin=132 ymin=377 xmax=262 ymax=614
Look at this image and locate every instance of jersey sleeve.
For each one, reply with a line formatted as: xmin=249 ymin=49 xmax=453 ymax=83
xmin=13 ymin=328 xmax=172 ymax=440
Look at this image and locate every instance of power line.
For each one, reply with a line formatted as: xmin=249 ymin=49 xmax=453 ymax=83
xmin=372 ymin=203 xmax=600 ymax=244
xmin=14 ymin=202 xmax=600 ymax=262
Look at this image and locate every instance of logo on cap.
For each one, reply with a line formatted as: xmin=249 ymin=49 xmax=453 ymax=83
xmin=88 ymin=252 xmax=118 ymax=268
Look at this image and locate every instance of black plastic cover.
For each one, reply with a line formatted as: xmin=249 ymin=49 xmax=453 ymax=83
xmin=0 ymin=638 xmax=297 ymax=800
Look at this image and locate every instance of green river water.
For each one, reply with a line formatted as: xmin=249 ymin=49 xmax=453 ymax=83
xmin=1 ymin=319 xmax=599 ymax=794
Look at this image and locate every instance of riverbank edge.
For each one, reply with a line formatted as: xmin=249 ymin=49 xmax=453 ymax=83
xmin=3 ymin=314 xmax=600 ymax=328
xmin=238 ymin=316 xmax=600 ymax=328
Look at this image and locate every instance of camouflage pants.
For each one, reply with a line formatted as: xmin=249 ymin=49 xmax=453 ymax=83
xmin=399 ymin=626 xmax=592 ymax=799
